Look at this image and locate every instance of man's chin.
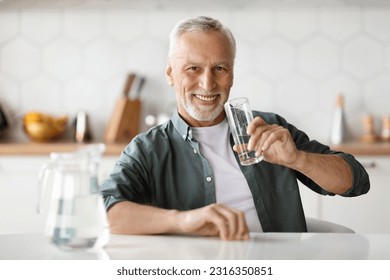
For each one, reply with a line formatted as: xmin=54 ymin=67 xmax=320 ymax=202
xmin=189 ymin=109 xmax=224 ymax=122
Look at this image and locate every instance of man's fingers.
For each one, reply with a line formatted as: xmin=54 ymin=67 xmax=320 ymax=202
xmin=204 ymin=205 xmax=231 ymax=240
xmin=181 ymin=204 xmax=250 ymax=241
xmin=236 ymin=210 xmax=249 ymax=240
xmin=213 ymin=205 xmax=238 ymax=240
xmin=247 ymin=116 xmax=267 ymax=134
xmin=212 ymin=204 xmax=249 ymax=241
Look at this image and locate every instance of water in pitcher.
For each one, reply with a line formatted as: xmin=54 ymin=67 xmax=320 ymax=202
xmin=47 ymin=194 xmax=109 ymax=250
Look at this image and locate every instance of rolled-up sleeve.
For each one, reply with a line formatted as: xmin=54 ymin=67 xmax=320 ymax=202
xmin=100 ymin=137 xmax=151 ymax=211
xmin=257 ymin=111 xmax=370 ymax=198
xmin=337 ymin=153 xmax=370 ymax=197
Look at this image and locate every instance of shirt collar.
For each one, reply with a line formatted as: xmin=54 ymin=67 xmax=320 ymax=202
xmin=171 ymin=110 xmax=192 ymax=141
xmin=171 ymin=111 xmax=230 ymax=142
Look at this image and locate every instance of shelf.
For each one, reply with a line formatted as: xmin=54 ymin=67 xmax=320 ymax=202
xmin=0 ymin=142 xmax=126 ymax=156
xmin=1 ymin=141 xmax=390 ymax=156
xmin=331 ymin=142 xmax=390 ymax=156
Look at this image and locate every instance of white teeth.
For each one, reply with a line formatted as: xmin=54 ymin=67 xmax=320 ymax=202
xmin=195 ymin=95 xmax=217 ymax=102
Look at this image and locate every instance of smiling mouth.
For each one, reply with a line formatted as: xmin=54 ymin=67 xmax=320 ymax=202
xmin=194 ymin=94 xmax=218 ymax=102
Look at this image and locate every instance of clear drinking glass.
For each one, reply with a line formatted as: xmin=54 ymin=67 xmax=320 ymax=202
xmin=224 ymin=97 xmax=263 ymax=166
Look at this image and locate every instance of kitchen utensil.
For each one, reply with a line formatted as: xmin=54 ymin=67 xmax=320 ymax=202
xmin=73 ymin=110 xmax=92 ymax=143
xmin=37 ymin=143 xmax=109 ymax=250
xmin=381 ymin=116 xmax=390 ymax=142
xmin=130 ymin=76 xmax=145 ymax=99
xmin=330 ymin=94 xmax=348 ymax=145
xmin=360 ymin=114 xmax=377 ymax=143
xmin=0 ymin=101 xmax=9 ymax=134
xmin=104 ymin=73 xmax=142 ymax=143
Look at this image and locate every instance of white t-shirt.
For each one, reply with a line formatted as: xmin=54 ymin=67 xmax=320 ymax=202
xmin=191 ymin=120 xmax=263 ymax=232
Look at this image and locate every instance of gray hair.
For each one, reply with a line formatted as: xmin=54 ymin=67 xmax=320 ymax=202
xmin=168 ymin=16 xmax=236 ymax=60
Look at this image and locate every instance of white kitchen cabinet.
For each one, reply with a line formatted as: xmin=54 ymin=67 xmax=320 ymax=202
xmin=0 ymin=156 xmax=47 ymax=234
xmin=0 ymin=155 xmax=118 ymax=234
xmin=300 ymin=156 xmax=390 ymax=234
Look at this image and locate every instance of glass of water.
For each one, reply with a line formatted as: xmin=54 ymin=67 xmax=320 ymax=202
xmin=224 ymin=97 xmax=263 ymax=166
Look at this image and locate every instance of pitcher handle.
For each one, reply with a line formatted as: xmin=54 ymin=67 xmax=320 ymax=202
xmin=36 ymin=162 xmax=54 ymax=214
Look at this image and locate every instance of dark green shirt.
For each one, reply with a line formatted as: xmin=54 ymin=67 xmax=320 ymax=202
xmin=100 ymin=111 xmax=370 ymax=232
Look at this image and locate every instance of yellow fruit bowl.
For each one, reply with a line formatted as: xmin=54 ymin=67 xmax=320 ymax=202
xmin=23 ymin=112 xmax=68 ymax=142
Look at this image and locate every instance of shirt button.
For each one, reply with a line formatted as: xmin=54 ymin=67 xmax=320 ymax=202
xmin=193 ymin=149 xmax=197 ymax=154
xmin=206 ymin=177 xmax=212 ymax=182
xmin=182 ymin=134 xmax=186 ymax=140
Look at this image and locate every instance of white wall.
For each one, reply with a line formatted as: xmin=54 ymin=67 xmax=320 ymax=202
xmin=1 ymin=1 xmax=390 ymax=143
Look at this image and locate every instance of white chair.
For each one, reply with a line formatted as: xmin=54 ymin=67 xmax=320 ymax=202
xmin=306 ymin=217 xmax=354 ymax=233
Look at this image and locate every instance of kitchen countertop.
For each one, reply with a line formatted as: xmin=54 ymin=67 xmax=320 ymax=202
xmin=332 ymin=142 xmax=390 ymax=156
xmin=0 ymin=232 xmax=389 ymax=260
xmin=0 ymin=141 xmax=390 ymax=156
xmin=0 ymin=142 xmax=127 ymax=156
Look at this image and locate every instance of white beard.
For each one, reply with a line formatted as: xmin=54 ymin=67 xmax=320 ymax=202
xmin=182 ymin=91 xmax=226 ymax=122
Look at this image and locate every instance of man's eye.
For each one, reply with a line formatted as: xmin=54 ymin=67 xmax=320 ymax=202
xmin=215 ymin=66 xmax=226 ymax=71
xmin=187 ymin=66 xmax=198 ymax=71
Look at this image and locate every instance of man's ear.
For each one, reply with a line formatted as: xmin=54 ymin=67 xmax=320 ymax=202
xmin=166 ymin=64 xmax=174 ymax=86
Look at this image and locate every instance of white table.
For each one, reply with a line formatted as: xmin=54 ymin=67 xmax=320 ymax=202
xmin=0 ymin=232 xmax=389 ymax=260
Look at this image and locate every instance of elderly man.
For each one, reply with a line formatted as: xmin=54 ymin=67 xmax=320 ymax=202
xmin=100 ymin=16 xmax=370 ymax=241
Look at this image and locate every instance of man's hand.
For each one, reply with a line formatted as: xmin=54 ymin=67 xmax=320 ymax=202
xmin=177 ymin=203 xmax=249 ymax=241
xmin=245 ymin=116 xmax=300 ymax=167
xmin=108 ymin=201 xmax=249 ymax=241
xmin=238 ymin=116 xmax=353 ymax=194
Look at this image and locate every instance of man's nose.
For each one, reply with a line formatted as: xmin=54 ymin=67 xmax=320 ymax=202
xmin=198 ymin=69 xmax=216 ymax=92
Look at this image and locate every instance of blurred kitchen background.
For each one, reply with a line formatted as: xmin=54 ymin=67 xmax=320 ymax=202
xmin=0 ymin=0 xmax=390 ymax=144
xmin=1 ymin=0 xmax=390 ymax=235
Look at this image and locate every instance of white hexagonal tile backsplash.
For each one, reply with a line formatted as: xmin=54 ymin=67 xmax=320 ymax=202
xmin=231 ymin=10 xmax=274 ymax=43
xmin=0 ymin=38 xmax=40 ymax=81
xmin=0 ymin=12 xmax=18 ymax=43
xmin=255 ymin=35 xmax=295 ymax=79
xmin=276 ymin=9 xmax=317 ymax=41
xmin=342 ymin=36 xmax=384 ymax=79
xmin=363 ymin=8 xmax=390 ymax=41
xmin=43 ymin=38 xmax=81 ymax=80
xmin=84 ymin=38 xmax=124 ymax=80
xmin=365 ymin=73 xmax=390 ymax=115
xmin=1 ymin=6 xmax=390 ymax=143
xmin=299 ymin=36 xmax=339 ymax=79
xmin=105 ymin=11 xmax=145 ymax=43
xmin=21 ymin=11 xmax=60 ymax=44
xmin=63 ymin=10 xmax=103 ymax=44
xmin=21 ymin=76 xmax=61 ymax=113
xmin=278 ymin=75 xmax=319 ymax=116
xmin=320 ymin=8 xmax=360 ymax=41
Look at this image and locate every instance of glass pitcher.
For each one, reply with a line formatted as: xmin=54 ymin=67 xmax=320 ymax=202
xmin=37 ymin=143 xmax=109 ymax=250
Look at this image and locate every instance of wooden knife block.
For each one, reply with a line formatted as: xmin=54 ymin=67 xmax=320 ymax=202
xmin=104 ymin=97 xmax=141 ymax=143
